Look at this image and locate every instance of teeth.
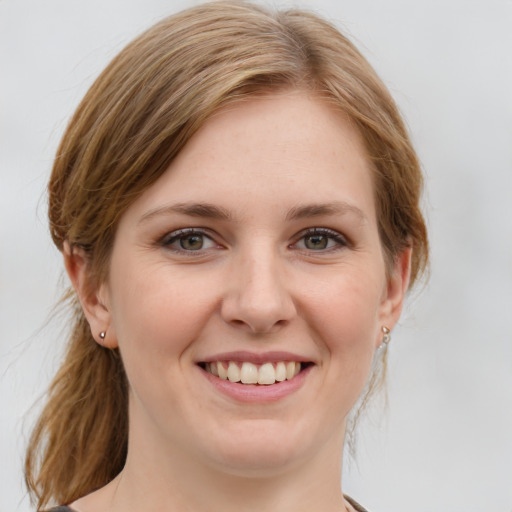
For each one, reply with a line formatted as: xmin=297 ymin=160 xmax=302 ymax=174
xmin=209 ymin=362 xmax=219 ymax=377
xmin=240 ymin=362 xmax=258 ymax=384
xmin=217 ymin=362 xmax=228 ymax=380
xmin=206 ymin=360 xmax=304 ymax=385
xmin=275 ymin=361 xmax=286 ymax=382
xmin=227 ymin=361 xmax=241 ymax=382
xmin=258 ymin=363 xmax=275 ymax=385
xmin=285 ymin=361 xmax=296 ymax=380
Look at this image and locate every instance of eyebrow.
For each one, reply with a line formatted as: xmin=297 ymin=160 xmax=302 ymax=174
xmin=138 ymin=202 xmax=233 ymax=224
xmin=138 ymin=200 xmax=367 ymax=225
xmin=285 ymin=201 xmax=367 ymax=223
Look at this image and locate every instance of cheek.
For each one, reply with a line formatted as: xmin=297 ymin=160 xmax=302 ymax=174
xmin=316 ymin=266 xmax=382 ymax=330
xmin=304 ymin=265 xmax=384 ymax=374
xmin=109 ymin=259 xmax=215 ymax=350
xmin=106 ymin=263 xmax=208 ymax=406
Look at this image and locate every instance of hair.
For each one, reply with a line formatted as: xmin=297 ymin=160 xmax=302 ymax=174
xmin=25 ymin=1 xmax=428 ymax=509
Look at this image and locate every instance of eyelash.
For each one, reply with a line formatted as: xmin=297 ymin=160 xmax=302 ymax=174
xmin=159 ymin=227 xmax=348 ymax=255
xmin=159 ymin=228 xmax=218 ymax=253
xmin=291 ymin=228 xmax=349 ymax=252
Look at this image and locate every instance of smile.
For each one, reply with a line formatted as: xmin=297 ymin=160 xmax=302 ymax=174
xmin=203 ymin=361 xmax=304 ymax=385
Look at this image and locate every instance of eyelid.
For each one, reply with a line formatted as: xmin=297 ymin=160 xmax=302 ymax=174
xmin=158 ymin=226 xmax=348 ymax=255
xmin=159 ymin=227 xmax=220 ymax=253
xmin=291 ymin=227 xmax=349 ymax=251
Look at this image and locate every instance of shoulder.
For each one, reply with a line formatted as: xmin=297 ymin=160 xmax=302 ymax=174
xmin=345 ymin=494 xmax=370 ymax=512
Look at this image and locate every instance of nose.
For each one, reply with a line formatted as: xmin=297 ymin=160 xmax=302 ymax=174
xmin=221 ymin=247 xmax=297 ymax=334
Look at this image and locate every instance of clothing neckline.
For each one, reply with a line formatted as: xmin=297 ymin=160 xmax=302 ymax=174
xmin=48 ymin=494 xmax=368 ymax=512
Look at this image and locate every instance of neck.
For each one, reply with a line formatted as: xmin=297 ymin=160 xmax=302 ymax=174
xmin=73 ymin=396 xmax=351 ymax=512
xmin=84 ymin=428 xmax=348 ymax=512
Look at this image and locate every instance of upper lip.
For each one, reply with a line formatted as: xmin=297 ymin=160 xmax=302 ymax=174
xmin=198 ymin=351 xmax=312 ymax=364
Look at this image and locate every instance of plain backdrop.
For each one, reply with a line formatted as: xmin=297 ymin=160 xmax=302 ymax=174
xmin=1 ymin=0 xmax=511 ymax=511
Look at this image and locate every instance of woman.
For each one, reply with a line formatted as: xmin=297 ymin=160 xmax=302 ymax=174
xmin=25 ymin=1 xmax=428 ymax=511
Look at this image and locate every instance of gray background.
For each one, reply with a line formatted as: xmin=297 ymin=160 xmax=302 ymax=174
xmin=1 ymin=0 xmax=511 ymax=510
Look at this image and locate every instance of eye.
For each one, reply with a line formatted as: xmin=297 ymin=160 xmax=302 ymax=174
xmin=161 ymin=229 xmax=217 ymax=252
xmin=293 ymin=228 xmax=348 ymax=252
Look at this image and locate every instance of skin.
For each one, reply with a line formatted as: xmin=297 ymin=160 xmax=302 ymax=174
xmin=65 ymin=91 xmax=411 ymax=512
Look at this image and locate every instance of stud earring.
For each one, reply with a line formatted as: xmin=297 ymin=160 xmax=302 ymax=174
xmin=382 ymin=326 xmax=391 ymax=345
xmin=99 ymin=331 xmax=106 ymax=341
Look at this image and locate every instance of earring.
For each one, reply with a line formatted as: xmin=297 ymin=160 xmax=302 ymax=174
xmin=99 ymin=331 xmax=106 ymax=341
xmin=382 ymin=326 xmax=391 ymax=345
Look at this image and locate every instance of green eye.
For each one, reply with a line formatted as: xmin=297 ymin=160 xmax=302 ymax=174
xmin=295 ymin=228 xmax=348 ymax=252
xmin=162 ymin=229 xmax=216 ymax=252
xmin=304 ymin=234 xmax=329 ymax=250
xmin=179 ymin=234 xmax=204 ymax=250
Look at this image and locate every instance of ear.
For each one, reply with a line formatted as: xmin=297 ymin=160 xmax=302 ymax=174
xmin=63 ymin=241 xmax=118 ymax=348
xmin=377 ymin=246 xmax=412 ymax=344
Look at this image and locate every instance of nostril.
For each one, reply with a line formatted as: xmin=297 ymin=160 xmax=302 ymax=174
xmin=220 ymin=278 xmax=297 ymax=334
xmin=226 ymin=317 xmax=289 ymax=334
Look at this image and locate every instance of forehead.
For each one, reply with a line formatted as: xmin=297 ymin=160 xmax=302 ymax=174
xmin=123 ymin=91 xmax=376 ymax=224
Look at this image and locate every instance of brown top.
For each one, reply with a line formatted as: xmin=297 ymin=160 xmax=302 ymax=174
xmin=345 ymin=494 xmax=369 ymax=512
xmin=45 ymin=496 xmax=369 ymax=512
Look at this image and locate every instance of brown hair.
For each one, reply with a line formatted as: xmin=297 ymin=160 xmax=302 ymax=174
xmin=26 ymin=1 xmax=428 ymax=508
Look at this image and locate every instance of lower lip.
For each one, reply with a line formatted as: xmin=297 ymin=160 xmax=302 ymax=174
xmin=200 ymin=365 xmax=312 ymax=403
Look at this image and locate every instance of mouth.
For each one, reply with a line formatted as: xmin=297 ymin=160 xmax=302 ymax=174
xmin=198 ymin=360 xmax=312 ymax=385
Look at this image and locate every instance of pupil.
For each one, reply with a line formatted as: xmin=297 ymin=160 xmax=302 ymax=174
xmin=181 ymin=235 xmax=203 ymax=250
xmin=306 ymin=235 xmax=327 ymax=250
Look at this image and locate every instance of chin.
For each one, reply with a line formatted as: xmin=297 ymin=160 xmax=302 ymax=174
xmin=213 ymin=448 xmax=301 ymax=478
xmin=199 ymin=420 xmax=323 ymax=477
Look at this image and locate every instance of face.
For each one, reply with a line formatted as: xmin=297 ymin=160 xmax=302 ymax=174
xmin=81 ymin=91 xmax=408 ymax=476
